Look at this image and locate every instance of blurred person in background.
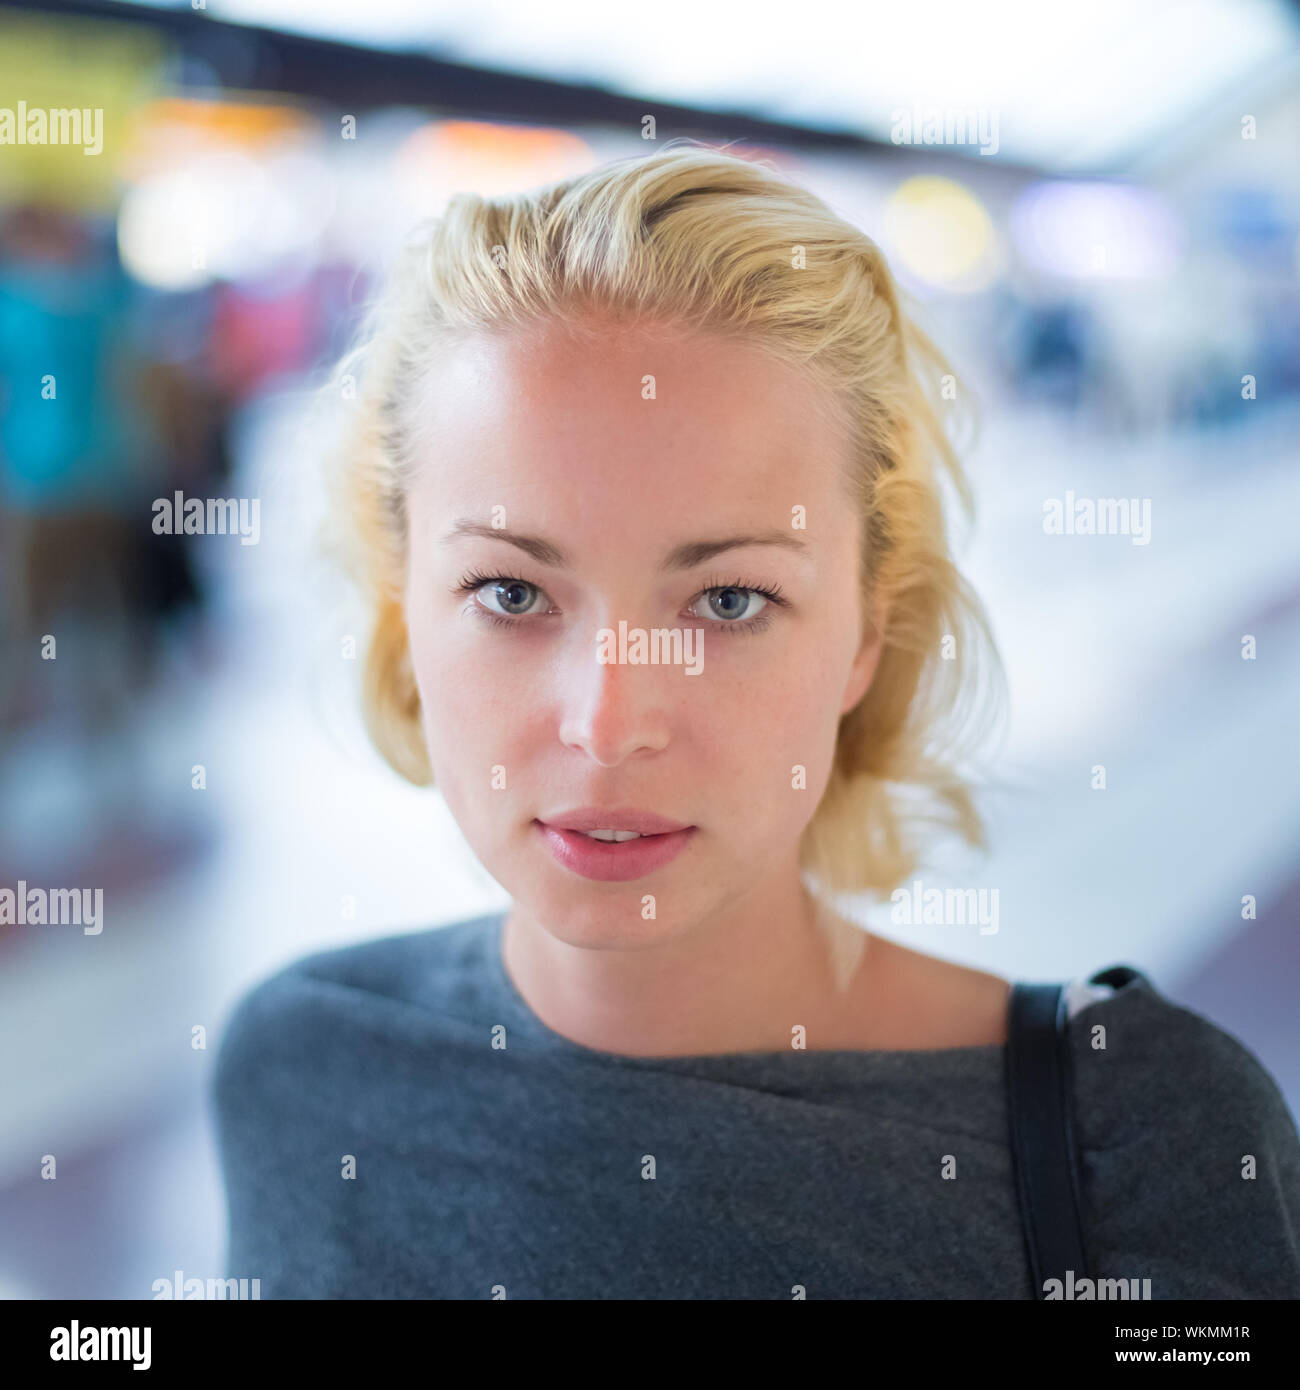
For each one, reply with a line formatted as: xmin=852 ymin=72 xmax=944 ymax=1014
xmin=0 ymin=202 xmax=203 ymax=874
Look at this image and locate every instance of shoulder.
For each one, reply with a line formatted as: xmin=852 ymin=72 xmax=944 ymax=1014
xmin=212 ymin=912 xmax=503 ymax=1081
xmin=1066 ymin=968 xmax=1298 ymax=1140
xmin=1066 ymin=967 xmax=1300 ymax=1296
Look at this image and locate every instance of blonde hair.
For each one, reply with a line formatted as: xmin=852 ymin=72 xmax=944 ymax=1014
xmin=320 ymin=140 xmax=1007 ymax=905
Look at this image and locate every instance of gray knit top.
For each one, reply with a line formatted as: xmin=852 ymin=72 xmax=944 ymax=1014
xmin=211 ymin=912 xmax=1300 ymax=1298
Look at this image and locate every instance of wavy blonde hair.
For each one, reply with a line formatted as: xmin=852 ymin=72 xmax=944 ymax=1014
xmin=320 ymin=140 xmax=1007 ymax=904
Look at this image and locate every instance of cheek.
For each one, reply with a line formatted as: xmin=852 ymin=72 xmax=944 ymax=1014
xmin=405 ymin=613 xmax=478 ymax=773
xmin=697 ymin=657 xmax=837 ymax=822
xmin=406 ymin=610 xmax=543 ymax=808
xmin=778 ymin=638 xmax=851 ymax=789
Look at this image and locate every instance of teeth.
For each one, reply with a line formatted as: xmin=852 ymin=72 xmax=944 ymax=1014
xmin=581 ymin=829 xmax=644 ymax=842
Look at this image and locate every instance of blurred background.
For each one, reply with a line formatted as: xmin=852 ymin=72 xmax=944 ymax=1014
xmin=1 ymin=0 xmax=1298 ymax=1298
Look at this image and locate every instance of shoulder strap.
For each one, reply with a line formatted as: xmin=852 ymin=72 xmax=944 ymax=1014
xmin=1005 ymin=981 xmax=1088 ymax=1298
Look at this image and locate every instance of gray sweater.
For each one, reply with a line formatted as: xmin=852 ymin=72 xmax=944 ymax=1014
xmin=211 ymin=912 xmax=1300 ymax=1298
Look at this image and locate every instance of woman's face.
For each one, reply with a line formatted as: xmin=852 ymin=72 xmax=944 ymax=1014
xmin=402 ymin=314 xmax=884 ymax=947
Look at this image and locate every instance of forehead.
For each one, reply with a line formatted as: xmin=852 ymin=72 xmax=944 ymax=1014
xmin=405 ymin=315 xmax=855 ymax=547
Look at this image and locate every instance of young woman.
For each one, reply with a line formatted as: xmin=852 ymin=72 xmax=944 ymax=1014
xmin=213 ymin=143 xmax=1300 ymax=1299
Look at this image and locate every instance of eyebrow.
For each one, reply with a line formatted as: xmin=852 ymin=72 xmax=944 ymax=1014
xmin=443 ymin=520 xmax=811 ymax=572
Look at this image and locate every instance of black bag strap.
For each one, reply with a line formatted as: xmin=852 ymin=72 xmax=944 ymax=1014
xmin=1006 ymin=980 xmax=1088 ymax=1298
xmin=1006 ymin=966 xmax=1145 ymax=1298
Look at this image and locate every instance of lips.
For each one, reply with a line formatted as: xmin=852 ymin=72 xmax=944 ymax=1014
xmin=534 ymin=814 xmax=697 ymax=882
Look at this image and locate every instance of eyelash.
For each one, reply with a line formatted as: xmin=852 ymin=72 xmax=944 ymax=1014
xmin=451 ymin=569 xmax=788 ymax=636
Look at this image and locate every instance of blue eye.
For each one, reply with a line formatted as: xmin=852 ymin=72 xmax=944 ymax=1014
xmin=690 ymin=586 xmax=772 ymax=632
xmin=689 ymin=575 xmax=789 ymax=635
xmin=478 ymin=578 xmax=543 ymax=618
xmin=451 ymin=569 xmax=553 ymax=628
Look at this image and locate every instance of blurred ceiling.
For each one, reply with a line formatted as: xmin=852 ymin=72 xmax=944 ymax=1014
xmin=107 ymin=0 xmax=1300 ymax=171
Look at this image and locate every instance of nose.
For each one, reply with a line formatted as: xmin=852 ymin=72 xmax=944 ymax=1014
xmin=557 ymin=632 xmax=672 ymax=767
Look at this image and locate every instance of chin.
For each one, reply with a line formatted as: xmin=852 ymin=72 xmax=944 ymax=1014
xmin=521 ymin=881 xmax=703 ymax=952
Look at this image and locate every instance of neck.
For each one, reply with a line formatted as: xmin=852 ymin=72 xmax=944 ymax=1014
xmin=500 ymin=859 xmax=871 ymax=1058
